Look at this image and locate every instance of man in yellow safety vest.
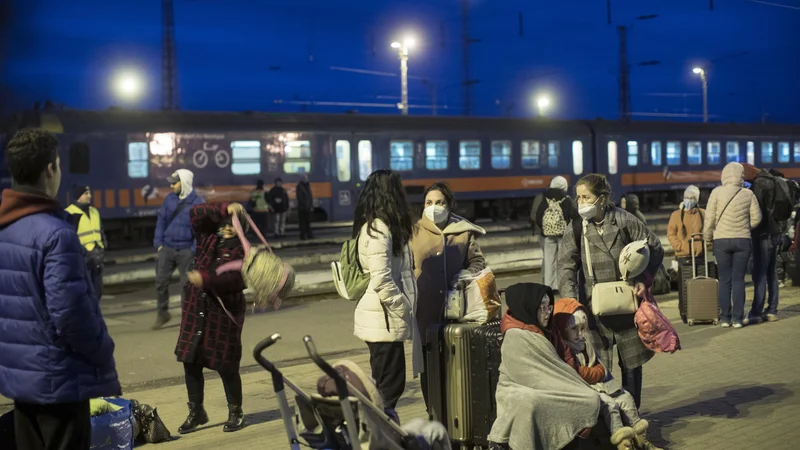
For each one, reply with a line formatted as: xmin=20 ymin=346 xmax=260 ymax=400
xmin=65 ymin=185 xmax=107 ymax=299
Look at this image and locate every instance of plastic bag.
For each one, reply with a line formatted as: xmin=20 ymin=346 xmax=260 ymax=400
xmin=90 ymin=397 xmax=135 ymax=450
xmin=445 ymin=268 xmax=501 ymax=324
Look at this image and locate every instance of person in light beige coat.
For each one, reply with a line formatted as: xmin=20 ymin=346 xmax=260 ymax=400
xmin=703 ymin=162 xmax=762 ymax=328
xmin=351 ymin=170 xmax=419 ymax=417
xmin=409 ymin=182 xmax=486 ymax=412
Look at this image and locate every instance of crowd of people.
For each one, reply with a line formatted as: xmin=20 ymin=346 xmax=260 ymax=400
xmin=0 ymin=126 xmax=795 ymax=450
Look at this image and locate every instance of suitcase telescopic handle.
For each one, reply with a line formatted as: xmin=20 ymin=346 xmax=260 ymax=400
xmin=689 ymin=233 xmax=709 ymax=278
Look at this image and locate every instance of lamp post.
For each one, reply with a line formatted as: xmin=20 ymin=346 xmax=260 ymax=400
xmin=391 ymin=37 xmax=414 ymax=115
xmin=112 ymin=69 xmax=145 ymax=103
xmin=693 ymin=67 xmax=708 ymax=123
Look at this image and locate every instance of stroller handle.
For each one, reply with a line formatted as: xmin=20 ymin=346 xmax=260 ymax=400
xmin=253 ymin=333 xmax=285 ymax=392
xmin=302 ymin=336 xmax=350 ymax=401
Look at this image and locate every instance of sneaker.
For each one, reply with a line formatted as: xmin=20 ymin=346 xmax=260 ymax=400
xmin=719 ymin=322 xmax=731 ymax=328
xmin=742 ymin=316 xmax=761 ymax=326
xmin=763 ymin=314 xmax=779 ymax=322
xmin=732 ymin=323 xmax=743 ymax=329
xmin=152 ymin=313 xmax=172 ymax=330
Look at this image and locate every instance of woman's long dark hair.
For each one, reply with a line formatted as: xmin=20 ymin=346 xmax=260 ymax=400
xmin=352 ymin=169 xmax=417 ymax=256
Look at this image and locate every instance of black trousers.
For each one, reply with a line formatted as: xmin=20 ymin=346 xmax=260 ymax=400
xmin=366 ymin=341 xmax=406 ymax=410
xmin=298 ymin=209 xmax=313 ymax=240
xmin=14 ymin=400 xmax=90 ymax=450
xmin=184 ymin=362 xmax=243 ymax=406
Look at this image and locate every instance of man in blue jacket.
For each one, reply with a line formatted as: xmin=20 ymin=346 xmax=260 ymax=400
xmin=0 ymin=129 xmax=120 ymax=450
xmin=153 ymin=168 xmax=204 ymax=329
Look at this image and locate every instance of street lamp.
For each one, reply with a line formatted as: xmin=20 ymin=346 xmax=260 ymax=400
xmin=536 ymin=95 xmax=551 ymax=117
xmin=112 ymin=69 xmax=144 ymax=102
xmin=391 ymin=37 xmax=414 ymax=115
xmin=693 ymin=67 xmax=708 ymax=123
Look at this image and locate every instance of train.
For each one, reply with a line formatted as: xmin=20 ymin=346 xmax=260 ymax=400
xmin=2 ymin=109 xmax=800 ymax=248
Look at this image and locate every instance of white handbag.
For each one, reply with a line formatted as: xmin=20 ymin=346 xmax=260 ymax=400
xmin=583 ymin=223 xmax=639 ymax=317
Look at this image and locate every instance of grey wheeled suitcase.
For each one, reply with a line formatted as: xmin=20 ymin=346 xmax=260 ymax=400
xmin=685 ymin=234 xmax=719 ymax=326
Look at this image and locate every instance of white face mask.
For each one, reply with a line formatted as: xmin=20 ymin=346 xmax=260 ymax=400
xmin=424 ymin=205 xmax=449 ymax=224
xmin=578 ymin=198 xmax=601 ymax=220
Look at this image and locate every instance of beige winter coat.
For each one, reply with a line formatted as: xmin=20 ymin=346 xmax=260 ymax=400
xmin=704 ymin=162 xmax=762 ymax=242
xmin=409 ymin=215 xmax=486 ymax=345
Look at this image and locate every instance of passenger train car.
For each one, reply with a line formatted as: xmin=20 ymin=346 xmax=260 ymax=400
xmin=2 ymin=109 xmax=799 ymax=247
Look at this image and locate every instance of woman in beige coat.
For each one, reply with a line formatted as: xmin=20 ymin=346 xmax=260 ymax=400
xmin=703 ymin=162 xmax=762 ymax=328
xmin=409 ymin=182 xmax=486 ymax=412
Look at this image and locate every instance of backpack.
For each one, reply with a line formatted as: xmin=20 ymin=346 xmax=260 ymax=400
xmin=331 ymin=235 xmax=369 ymax=301
xmin=635 ymin=292 xmax=681 ymax=354
xmin=541 ymin=197 xmax=567 ymax=237
xmin=772 ymin=176 xmax=793 ymax=222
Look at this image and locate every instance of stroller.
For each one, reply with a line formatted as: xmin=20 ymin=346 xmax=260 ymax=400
xmin=253 ymin=334 xmax=444 ymax=450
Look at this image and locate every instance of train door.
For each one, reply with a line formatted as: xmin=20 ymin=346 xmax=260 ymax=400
xmin=330 ymin=136 xmax=374 ymax=221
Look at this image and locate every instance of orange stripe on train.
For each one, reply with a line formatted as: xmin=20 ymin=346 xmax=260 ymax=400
xmin=622 ymin=167 xmax=800 ymax=186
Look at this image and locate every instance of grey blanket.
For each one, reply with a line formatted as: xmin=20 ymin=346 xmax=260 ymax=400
xmin=488 ymin=329 xmax=601 ymax=450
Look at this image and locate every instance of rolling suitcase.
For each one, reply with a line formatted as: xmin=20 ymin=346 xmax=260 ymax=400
xmin=678 ymin=255 xmax=717 ymax=323
xmin=684 ymin=234 xmax=719 ymax=326
xmin=425 ymin=320 xmax=502 ymax=446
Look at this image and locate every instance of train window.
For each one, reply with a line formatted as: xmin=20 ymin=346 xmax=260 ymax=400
xmin=358 ymin=140 xmax=373 ymax=181
xmin=651 ymin=142 xmax=662 ymax=166
xmin=687 ymin=141 xmax=702 ymax=165
xmin=746 ymin=141 xmax=755 ymax=165
xmin=778 ymin=142 xmax=790 ymax=163
xmin=335 ymin=140 xmax=351 ymax=182
xmin=521 ymin=140 xmax=541 ymax=169
xmin=284 ymin=140 xmax=312 ymax=173
xmin=607 ymin=141 xmax=618 ymax=175
xmin=491 ymin=140 xmax=511 ymax=169
xmin=547 ymin=141 xmax=559 ymax=168
xmin=761 ymin=142 xmax=774 ymax=164
xmin=726 ymin=142 xmax=741 ymax=162
xmin=459 ymin=140 xmax=481 ymax=170
xmin=231 ymin=141 xmax=261 ymax=175
xmin=572 ymin=141 xmax=583 ymax=175
xmin=666 ymin=141 xmax=681 ymax=165
xmin=707 ymin=142 xmax=721 ymax=165
xmin=69 ymin=142 xmax=90 ymax=174
xmin=425 ymin=140 xmax=448 ymax=170
xmin=795 ymin=142 xmax=800 ymax=163
xmin=627 ymin=141 xmax=638 ymax=167
xmin=390 ymin=140 xmax=413 ymax=171
xmin=127 ymin=142 xmax=148 ymax=178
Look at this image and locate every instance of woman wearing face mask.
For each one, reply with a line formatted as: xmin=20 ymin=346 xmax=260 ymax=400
xmin=557 ymin=174 xmax=664 ymax=409
xmin=667 ymin=185 xmax=706 ymax=260
xmin=409 ymin=182 xmax=486 ymax=412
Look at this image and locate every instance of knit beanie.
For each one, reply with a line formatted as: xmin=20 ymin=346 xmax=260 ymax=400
xmin=72 ymin=185 xmax=90 ymax=201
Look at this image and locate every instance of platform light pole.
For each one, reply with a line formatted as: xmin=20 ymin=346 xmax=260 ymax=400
xmin=391 ymin=37 xmax=414 ymax=115
xmin=693 ymin=67 xmax=708 ymax=123
xmin=536 ymin=95 xmax=551 ymax=117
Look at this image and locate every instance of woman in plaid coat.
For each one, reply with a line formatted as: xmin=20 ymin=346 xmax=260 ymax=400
xmin=558 ymin=174 xmax=664 ymax=409
xmin=175 ymin=202 xmax=248 ymax=434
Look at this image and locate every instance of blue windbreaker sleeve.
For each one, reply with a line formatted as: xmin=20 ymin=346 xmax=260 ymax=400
xmin=154 ymin=201 xmax=167 ymax=249
xmin=44 ymin=228 xmax=115 ymax=367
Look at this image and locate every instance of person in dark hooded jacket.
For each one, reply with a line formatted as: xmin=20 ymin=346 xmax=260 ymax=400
xmin=296 ymin=173 xmax=314 ymax=240
xmin=0 ymin=129 xmax=120 ymax=450
xmin=623 ymin=194 xmax=647 ymax=225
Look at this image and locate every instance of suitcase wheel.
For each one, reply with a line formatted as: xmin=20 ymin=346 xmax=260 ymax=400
xmin=712 ymin=319 xmax=718 ymax=326
xmin=688 ymin=319 xmax=694 ymax=326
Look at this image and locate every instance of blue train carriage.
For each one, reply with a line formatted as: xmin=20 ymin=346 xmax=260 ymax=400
xmin=591 ymin=121 xmax=800 ymax=211
xmin=337 ymin=116 xmax=594 ymax=222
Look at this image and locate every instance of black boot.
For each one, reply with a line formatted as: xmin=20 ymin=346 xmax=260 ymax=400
xmin=223 ymin=404 xmax=245 ymax=432
xmin=178 ymin=402 xmax=209 ymax=434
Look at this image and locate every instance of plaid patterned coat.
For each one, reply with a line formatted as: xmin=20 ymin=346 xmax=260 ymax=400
xmin=174 ymin=203 xmax=247 ymax=373
xmin=558 ymin=206 xmax=663 ymax=371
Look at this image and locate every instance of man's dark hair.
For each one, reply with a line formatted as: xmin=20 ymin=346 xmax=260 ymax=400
xmin=6 ymin=128 xmax=59 ymax=186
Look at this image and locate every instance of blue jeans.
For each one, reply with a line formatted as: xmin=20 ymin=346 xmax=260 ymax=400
xmin=751 ymin=235 xmax=780 ymax=317
xmin=714 ymin=238 xmax=752 ymax=324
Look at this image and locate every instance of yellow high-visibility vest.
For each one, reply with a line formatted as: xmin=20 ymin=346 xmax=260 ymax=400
xmin=65 ymin=204 xmax=104 ymax=251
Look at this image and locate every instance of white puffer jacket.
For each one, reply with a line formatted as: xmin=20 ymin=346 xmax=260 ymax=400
xmin=354 ymin=219 xmax=418 ymax=344
xmin=704 ymin=162 xmax=762 ymax=241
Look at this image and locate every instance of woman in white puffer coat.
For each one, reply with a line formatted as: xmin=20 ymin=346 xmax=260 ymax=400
xmin=352 ymin=169 xmax=419 ymax=418
xmin=704 ymin=162 xmax=762 ymax=329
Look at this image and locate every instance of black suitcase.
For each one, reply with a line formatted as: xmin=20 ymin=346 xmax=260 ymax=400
xmin=425 ymin=320 xmax=502 ymax=446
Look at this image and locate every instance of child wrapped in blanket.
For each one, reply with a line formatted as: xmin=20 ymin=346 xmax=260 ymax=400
xmin=553 ymin=299 xmax=661 ymax=450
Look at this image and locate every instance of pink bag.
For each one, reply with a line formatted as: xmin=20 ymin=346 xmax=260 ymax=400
xmin=634 ymin=292 xmax=681 ymax=354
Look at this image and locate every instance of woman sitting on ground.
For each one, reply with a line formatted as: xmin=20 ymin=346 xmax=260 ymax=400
xmin=488 ymin=282 xmax=601 ymax=450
